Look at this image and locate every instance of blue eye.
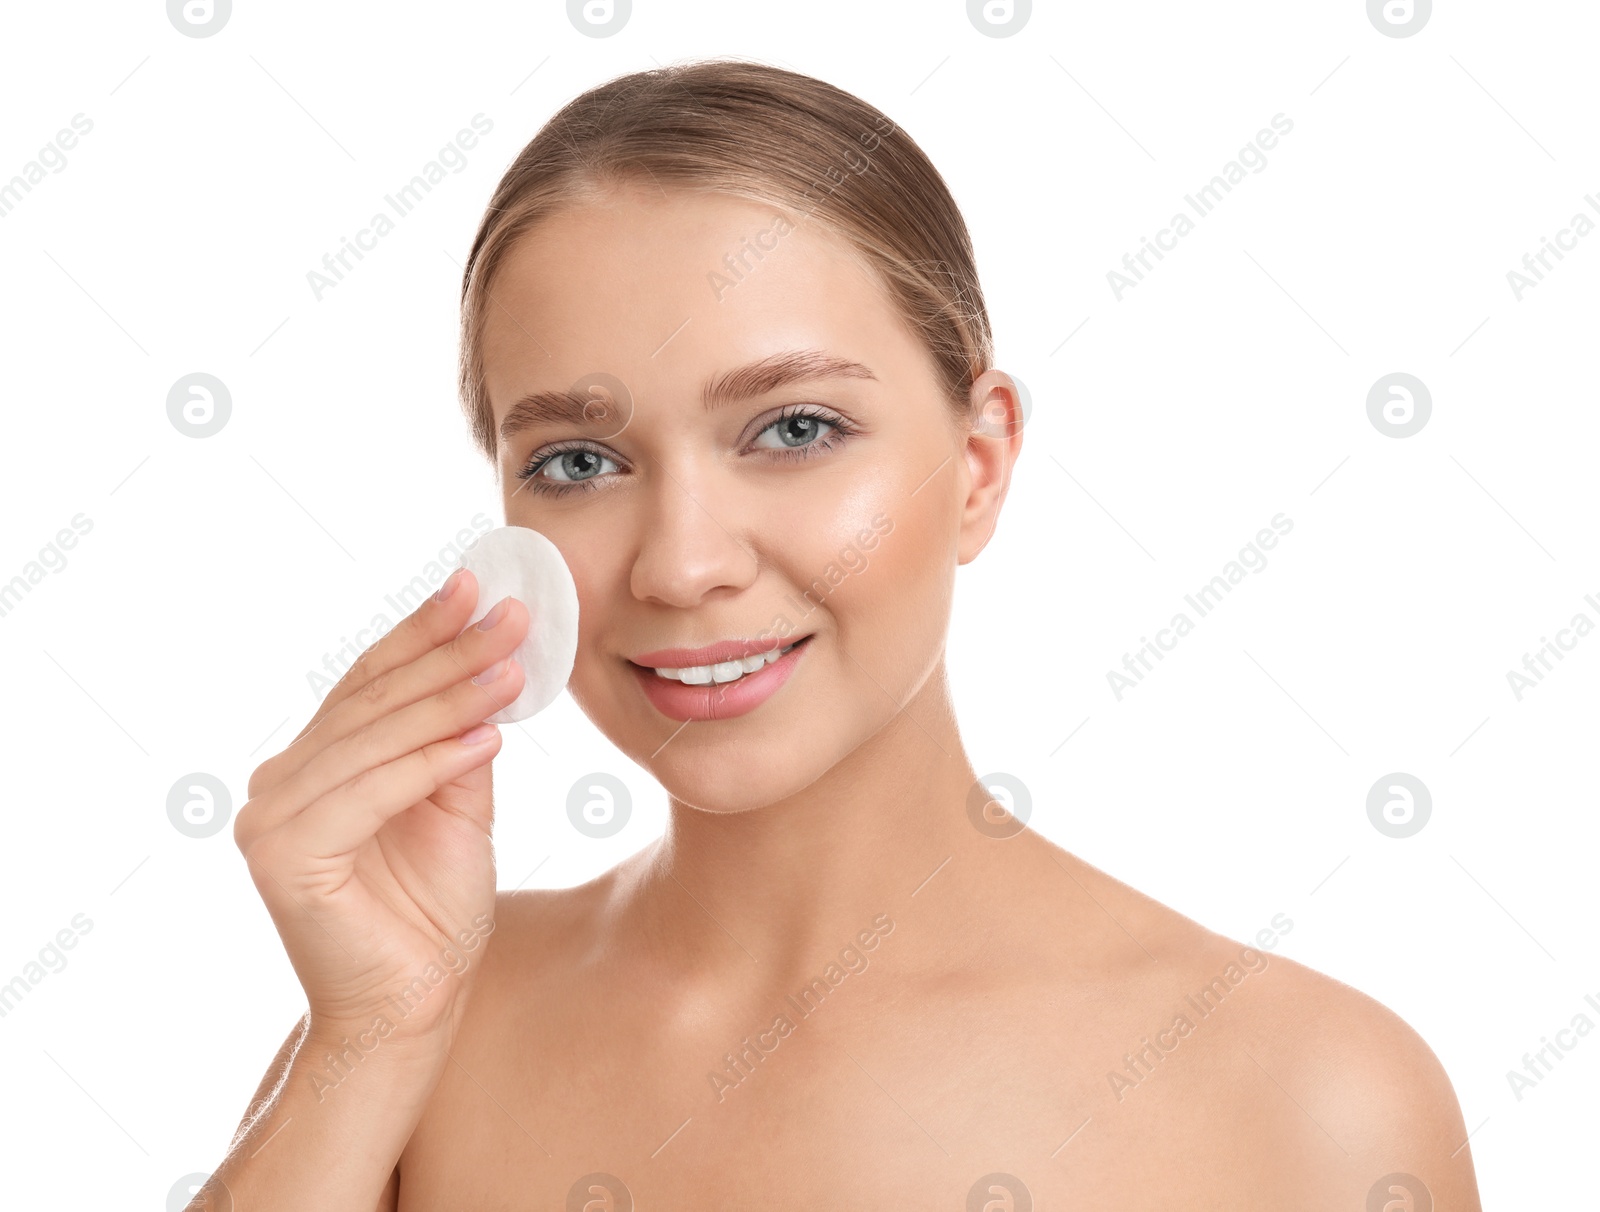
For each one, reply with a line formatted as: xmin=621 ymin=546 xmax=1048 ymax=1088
xmin=751 ymin=410 xmax=838 ymax=451
xmin=527 ymin=448 xmax=618 ymax=487
xmin=515 ymin=404 xmax=855 ymax=497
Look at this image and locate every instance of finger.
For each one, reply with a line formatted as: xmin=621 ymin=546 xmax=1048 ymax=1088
xmin=274 ymin=719 xmax=506 ymax=861
xmin=237 ymin=653 xmax=526 ymax=846
xmin=295 ymin=567 xmax=484 ymax=745
xmin=316 ymin=595 xmax=530 ymax=750
xmin=265 ymin=587 xmax=527 ymax=794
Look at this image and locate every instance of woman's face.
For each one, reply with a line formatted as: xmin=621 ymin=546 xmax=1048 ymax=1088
xmin=481 ymin=182 xmax=997 ymax=813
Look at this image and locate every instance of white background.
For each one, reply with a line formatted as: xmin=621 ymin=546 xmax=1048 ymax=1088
xmin=1 ymin=1 xmax=1594 ymax=1206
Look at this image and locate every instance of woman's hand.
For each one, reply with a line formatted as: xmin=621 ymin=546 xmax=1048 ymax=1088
xmin=233 ymin=567 xmax=528 ymax=1046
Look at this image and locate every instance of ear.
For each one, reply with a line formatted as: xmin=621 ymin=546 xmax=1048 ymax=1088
xmin=957 ymin=369 xmax=1025 ymax=565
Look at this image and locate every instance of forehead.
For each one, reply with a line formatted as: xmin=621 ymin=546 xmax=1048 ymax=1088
xmin=479 ymin=184 xmax=914 ymax=425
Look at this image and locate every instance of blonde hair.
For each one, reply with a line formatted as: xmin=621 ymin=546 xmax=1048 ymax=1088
xmin=456 ymin=57 xmax=994 ymax=463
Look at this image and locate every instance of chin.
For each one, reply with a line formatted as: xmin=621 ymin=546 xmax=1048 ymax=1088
xmin=650 ymin=748 xmax=822 ymax=815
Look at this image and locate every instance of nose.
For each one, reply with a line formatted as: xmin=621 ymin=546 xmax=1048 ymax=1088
xmin=628 ymin=455 xmax=759 ymax=609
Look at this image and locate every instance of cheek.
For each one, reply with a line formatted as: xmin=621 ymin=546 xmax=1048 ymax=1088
xmin=798 ymin=488 xmax=954 ymax=640
xmin=773 ymin=483 xmax=884 ymax=593
xmin=550 ymin=548 xmax=616 ymax=688
xmin=565 ymin=556 xmax=603 ymax=621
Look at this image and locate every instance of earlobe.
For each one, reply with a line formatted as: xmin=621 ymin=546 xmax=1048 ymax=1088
xmin=956 ymin=370 xmax=1024 ymax=564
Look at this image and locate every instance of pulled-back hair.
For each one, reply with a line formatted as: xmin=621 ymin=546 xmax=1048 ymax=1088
xmin=457 ymin=57 xmax=993 ymax=462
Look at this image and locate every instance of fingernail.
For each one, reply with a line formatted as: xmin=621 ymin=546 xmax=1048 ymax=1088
xmin=434 ymin=568 xmax=464 ymax=602
xmin=472 ymin=657 xmax=510 ymax=685
xmin=475 ymin=598 xmax=510 ymax=630
xmin=459 ymin=722 xmax=497 ymax=745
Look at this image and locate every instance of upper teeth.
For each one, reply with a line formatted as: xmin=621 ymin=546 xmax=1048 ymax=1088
xmin=655 ymin=641 xmax=799 ymax=684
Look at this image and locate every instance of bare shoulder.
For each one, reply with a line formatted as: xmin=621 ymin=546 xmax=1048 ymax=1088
xmin=1036 ymin=843 xmax=1482 ymax=1206
xmin=1225 ymin=947 xmax=1482 ymax=1205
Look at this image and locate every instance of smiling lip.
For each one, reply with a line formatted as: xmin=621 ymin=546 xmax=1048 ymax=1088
xmin=630 ymin=635 xmax=812 ymax=722
xmin=629 ymin=634 xmax=812 ymax=669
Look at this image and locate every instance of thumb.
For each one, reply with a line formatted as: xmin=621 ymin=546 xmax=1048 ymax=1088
xmin=433 ymin=739 xmax=496 ymax=836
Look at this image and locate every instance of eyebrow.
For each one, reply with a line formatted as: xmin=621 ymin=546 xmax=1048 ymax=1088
xmin=496 ymin=349 xmax=877 ymax=445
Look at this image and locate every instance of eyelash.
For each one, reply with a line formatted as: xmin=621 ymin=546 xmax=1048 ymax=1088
xmin=514 ymin=404 xmax=857 ymax=497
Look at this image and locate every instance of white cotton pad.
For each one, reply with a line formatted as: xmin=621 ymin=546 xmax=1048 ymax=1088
xmin=455 ymin=525 xmax=580 ymax=723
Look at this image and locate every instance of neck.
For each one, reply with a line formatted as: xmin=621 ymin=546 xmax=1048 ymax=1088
xmin=638 ymin=660 xmax=994 ymax=987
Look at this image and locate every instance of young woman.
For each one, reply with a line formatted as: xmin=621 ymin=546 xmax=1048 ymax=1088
xmin=205 ymin=59 xmax=1482 ymax=1209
